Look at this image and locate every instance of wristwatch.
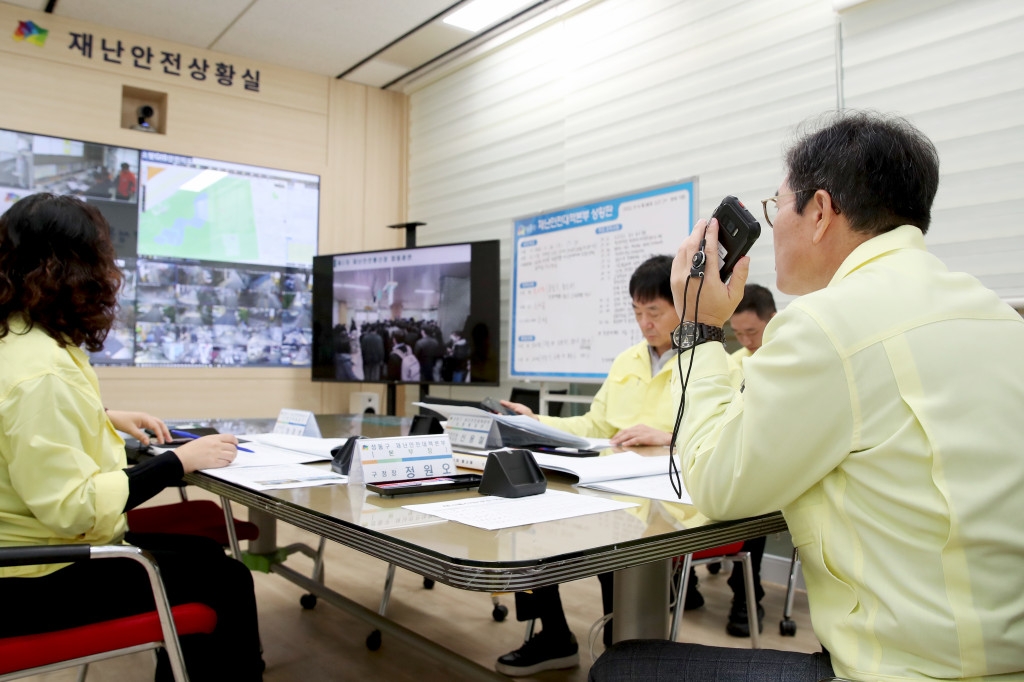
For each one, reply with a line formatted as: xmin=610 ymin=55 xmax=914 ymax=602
xmin=671 ymin=322 xmax=724 ymax=351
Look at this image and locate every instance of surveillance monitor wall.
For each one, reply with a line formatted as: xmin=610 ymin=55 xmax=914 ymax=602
xmin=0 ymin=126 xmax=320 ymax=368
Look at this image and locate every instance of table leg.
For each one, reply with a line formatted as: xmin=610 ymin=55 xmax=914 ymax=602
xmin=247 ymin=507 xmax=278 ymax=554
xmin=612 ymin=559 xmax=670 ymax=642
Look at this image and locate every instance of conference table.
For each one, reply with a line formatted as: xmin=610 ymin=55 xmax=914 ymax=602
xmin=183 ymin=414 xmax=787 ymax=681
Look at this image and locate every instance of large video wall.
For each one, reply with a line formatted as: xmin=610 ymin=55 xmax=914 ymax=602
xmin=0 ymin=128 xmax=319 ymax=367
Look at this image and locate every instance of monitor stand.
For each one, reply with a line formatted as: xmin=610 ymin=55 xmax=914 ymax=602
xmin=385 ymin=221 xmax=431 ymax=417
xmin=384 ymin=383 xmax=430 ymax=417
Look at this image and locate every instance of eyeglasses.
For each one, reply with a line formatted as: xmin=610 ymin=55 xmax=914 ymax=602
xmin=760 ymin=189 xmax=816 ymax=228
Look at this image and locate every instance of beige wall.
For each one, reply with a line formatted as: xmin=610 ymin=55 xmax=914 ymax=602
xmin=0 ymin=3 xmax=407 ymax=418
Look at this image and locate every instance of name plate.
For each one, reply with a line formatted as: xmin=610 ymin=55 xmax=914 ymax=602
xmin=445 ymin=414 xmax=500 ymax=450
xmin=273 ymin=409 xmax=321 ymax=437
xmin=359 ymin=434 xmax=457 ymax=484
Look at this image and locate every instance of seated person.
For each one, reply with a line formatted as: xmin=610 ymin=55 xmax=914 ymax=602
xmin=591 ymin=112 xmax=1024 ymax=681
xmin=495 ymin=254 xmax=699 ymax=676
xmin=0 ymin=193 xmax=264 ymax=681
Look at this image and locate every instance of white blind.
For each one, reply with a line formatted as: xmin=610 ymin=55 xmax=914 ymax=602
xmin=839 ymin=0 xmax=1024 ymax=302
xmin=407 ymin=0 xmax=838 ymax=381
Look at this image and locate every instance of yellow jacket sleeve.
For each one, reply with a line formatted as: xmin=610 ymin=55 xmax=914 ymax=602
xmin=675 ymin=306 xmax=854 ymax=520
xmin=1 ymin=373 xmax=129 ymax=542
xmin=538 ymin=380 xmax=616 ymax=438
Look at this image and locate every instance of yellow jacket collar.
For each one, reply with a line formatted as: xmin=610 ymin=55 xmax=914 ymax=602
xmin=828 ymin=224 xmax=926 ymax=287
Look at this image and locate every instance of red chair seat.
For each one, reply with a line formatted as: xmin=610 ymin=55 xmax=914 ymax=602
xmin=692 ymin=541 xmax=744 ymax=561
xmin=127 ymin=500 xmax=259 ymax=546
xmin=0 ymin=602 xmax=216 ymax=674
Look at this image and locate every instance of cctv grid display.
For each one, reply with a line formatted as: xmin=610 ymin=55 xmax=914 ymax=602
xmin=0 ymin=127 xmax=320 ymax=367
xmin=510 ymin=179 xmax=696 ymax=381
xmin=311 ymin=241 xmax=501 ymax=386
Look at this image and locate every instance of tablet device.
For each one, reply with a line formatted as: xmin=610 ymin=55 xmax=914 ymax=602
xmin=366 ymin=474 xmax=483 ymax=497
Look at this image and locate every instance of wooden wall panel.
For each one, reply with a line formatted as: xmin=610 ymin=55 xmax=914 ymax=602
xmin=0 ymin=8 xmax=409 ymax=418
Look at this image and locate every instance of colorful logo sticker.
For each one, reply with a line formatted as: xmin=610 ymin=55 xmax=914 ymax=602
xmin=13 ymin=20 xmax=48 ymax=46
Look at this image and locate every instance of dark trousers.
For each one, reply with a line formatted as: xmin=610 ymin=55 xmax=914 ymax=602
xmin=0 ymin=532 xmax=263 ymax=681
xmin=515 ymin=572 xmax=615 ymax=644
xmin=590 ymin=640 xmax=834 ymax=682
xmin=729 ymin=536 xmax=767 ymax=606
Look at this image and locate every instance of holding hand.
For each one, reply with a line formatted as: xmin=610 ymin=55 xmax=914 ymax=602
xmin=106 ymin=410 xmax=171 ymax=446
xmin=174 ymin=434 xmax=241 ymax=473
xmin=671 ymin=218 xmax=749 ymax=327
xmin=610 ymin=424 xmax=672 ymax=447
xmin=499 ymin=400 xmax=539 ymax=421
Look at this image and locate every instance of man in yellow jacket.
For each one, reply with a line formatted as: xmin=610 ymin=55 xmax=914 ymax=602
xmin=496 ymin=255 xmax=689 ymax=675
xmin=591 ymin=112 xmax=1024 ymax=681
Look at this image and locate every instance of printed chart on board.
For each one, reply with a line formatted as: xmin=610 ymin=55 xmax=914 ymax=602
xmin=510 ymin=179 xmax=696 ymax=381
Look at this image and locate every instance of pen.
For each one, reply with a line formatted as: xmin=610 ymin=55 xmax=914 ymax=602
xmin=170 ymin=429 xmax=253 ymax=453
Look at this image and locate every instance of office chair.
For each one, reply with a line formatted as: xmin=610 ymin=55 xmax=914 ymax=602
xmin=126 ymin=497 xmax=259 ymax=561
xmin=780 ymin=547 xmax=802 ymax=636
xmin=670 ymin=541 xmax=761 ymax=648
xmin=508 ymin=387 xmax=567 ymax=417
xmin=0 ymin=544 xmax=217 ymax=682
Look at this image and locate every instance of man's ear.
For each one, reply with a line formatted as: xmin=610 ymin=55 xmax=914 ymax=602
xmin=810 ymin=190 xmax=838 ymax=245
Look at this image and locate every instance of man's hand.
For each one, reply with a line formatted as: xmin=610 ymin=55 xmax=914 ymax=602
xmin=499 ymin=400 xmax=539 ymax=421
xmin=610 ymin=424 xmax=672 ymax=447
xmin=671 ymin=217 xmax=750 ymax=327
xmin=174 ymin=434 xmax=241 ymax=473
xmin=106 ymin=410 xmax=171 ymax=446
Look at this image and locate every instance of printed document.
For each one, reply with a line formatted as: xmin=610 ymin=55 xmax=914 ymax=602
xmin=245 ymin=433 xmax=346 ymax=460
xmin=581 ymin=474 xmax=691 ymax=504
xmin=403 ymin=489 xmax=636 ymax=531
xmin=531 ymin=451 xmax=675 ymax=484
xmin=203 ymin=463 xmax=346 ymax=491
xmin=412 ymin=402 xmax=590 ymax=449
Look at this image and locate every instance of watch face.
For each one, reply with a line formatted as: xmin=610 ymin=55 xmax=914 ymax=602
xmin=673 ymin=322 xmax=695 ymax=349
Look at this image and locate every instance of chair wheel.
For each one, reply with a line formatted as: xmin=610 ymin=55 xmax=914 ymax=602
xmin=422 ymin=577 xmax=435 ymax=589
xmin=299 ymin=593 xmax=318 ymax=610
xmin=780 ymin=618 xmax=797 ymax=636
xmin=492 ymin=604 xmax=508 ymax=622
xmin=366 ymin=629 xmax=382 ymax=650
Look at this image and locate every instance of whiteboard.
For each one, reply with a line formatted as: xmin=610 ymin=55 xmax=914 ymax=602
xmin=510 ymin=179 xmax=697 ymax=381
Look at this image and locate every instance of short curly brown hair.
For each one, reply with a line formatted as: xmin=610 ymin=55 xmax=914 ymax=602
xmin=0 ymin=193 xmax=123 ymax=352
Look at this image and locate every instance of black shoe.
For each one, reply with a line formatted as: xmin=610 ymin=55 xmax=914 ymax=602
xmin=495 ymin=630 xmax=579 ymax=676
xmin=726 ymin=602 xmax=765 ymax=637
xmin=671 ymin=566 xmax=705 ymax=611
xmin=684 ymin=583 xmax=705 ymax=611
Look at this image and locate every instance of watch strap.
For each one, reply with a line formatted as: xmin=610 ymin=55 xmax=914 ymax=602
xmin=672 ymin=322 xmax=725 ymax=350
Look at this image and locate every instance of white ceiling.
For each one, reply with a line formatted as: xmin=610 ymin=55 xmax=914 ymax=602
xmin=3 ymin=0 xmax=524 ymax=88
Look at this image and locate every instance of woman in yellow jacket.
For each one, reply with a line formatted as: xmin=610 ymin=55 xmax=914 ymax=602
xmin=0 ymin=193 xmax=264 ymax=681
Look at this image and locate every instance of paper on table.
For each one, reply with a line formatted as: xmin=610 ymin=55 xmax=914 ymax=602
xmin=586 ymin=438 xmax=613 ymax=449
xmin=493 ymin=414 xmax=591 ymax=449
xmin=531 ymin=451 xmax=676 ymax=484
xmin=581 ymin=474 xmax=692 ymax=504
xmin=245 ymin=433 xmax=346 ymax=460
xmin=221 ymin=441 xmax=327 ymax=467
xmin=403 ymin=489 xmax=637 ymax=531
xmin=412 ymin=402 xmax=590 ymax=449
xmin=203 ymin=463 xmax=346 ymax=491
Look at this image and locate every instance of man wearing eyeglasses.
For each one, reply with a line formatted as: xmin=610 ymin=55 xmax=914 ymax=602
xmin=591 ymin=111 xmax=1024 ymax=681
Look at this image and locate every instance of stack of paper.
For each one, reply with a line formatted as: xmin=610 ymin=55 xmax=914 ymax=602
xmin=531 ymin=451 xmax=692 ymax=504
xmin=245 ymin=433 xmax=347 ymax=460
xmin=199 ymin=434 xmax=348 ymax=491
xmin=413 ymin=402 xmax=590 ymax=449
xmin=203 ymin=463 xmax=346 ymax=491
